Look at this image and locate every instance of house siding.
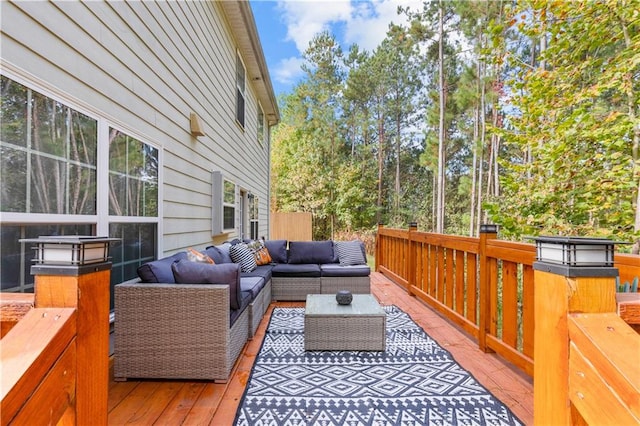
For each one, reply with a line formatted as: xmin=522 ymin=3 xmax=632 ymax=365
xmin=1 ymin=1 xmax=274 ymax=255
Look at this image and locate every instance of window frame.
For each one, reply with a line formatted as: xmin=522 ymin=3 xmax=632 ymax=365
xmin=257 ymin=103 xmax=265 ymax=145
xmin=222 ymin=178 xmax=236 ymax=231
xmin=235 ymin=51 xmax=246 ymax=129
xmin=249 ymin=193 xmax=259 ymax=240
xmin=0 ymin=71 xmax=163 ymax=306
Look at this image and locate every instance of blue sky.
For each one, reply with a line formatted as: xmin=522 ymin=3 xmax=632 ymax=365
xmin=250 ymin=0 xmax=423 ymax=97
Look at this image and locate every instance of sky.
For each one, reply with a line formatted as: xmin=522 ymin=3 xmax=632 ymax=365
xmin=250 ymin=0 xmax=423 ymax=97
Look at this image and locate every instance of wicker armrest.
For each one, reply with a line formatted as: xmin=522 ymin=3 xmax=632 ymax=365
xmin=114 ymin=282 xmax=243 ymax=381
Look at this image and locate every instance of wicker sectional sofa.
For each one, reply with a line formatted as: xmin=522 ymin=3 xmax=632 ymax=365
xmin=113 ymin=239 xmax=369 ymax=382
xmin=266 ymin=240 xmax=370 ymax=300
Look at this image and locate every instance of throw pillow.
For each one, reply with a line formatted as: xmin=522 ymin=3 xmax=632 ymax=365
xmin=334 ymin=240 xmax=367 ymax=266
xmin=229 ymin=242 xmax=257 ymax=272
xmin=186 ymin=247 xmax=214 ymax=264
xmin=247 ymin=240 xmax=273 ymax=266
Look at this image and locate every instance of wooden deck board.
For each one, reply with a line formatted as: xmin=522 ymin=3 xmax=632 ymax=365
xmin=108 ymin=272 xmax=534 ymax=425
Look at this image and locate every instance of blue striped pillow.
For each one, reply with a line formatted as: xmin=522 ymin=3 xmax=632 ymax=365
xmin=229 ymin=243 xmax=257 ymax=272
xmin=334 ymin=240 xmax=366 ymax=266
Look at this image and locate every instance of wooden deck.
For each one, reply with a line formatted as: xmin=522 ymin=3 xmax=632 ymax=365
xmin=107 ymin=272 xmax=534 ymax=425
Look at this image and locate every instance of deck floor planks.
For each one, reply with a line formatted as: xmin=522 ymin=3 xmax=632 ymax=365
xmin=108 ymin=272 xmax=534 ymax=425
xmin=155 ymin=382 xmax=208 ymax=425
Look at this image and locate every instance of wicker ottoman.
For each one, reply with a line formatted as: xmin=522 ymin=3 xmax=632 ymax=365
xmin=304 ymin=294 xmax=386 ymax=351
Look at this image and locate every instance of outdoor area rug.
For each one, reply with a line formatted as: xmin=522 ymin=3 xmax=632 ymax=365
xmin=234 ymin=306 xmax=523 ymax=426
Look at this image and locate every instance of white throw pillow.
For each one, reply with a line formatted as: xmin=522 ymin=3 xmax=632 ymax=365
xmin=334 ymin=240 xmax=366 ymax=266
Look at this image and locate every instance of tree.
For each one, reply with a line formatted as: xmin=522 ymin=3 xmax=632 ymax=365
xmin=486 ymin=0 xmax=640 ymax=249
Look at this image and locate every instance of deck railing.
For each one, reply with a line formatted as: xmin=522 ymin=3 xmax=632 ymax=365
xmin=567 ymin=312 xmax=639 ymax=424
xmin=1 ymin=269 xmax=110 ymax=425
xmin=375 ymin=224 xmax=640 ymax=377
xmin=1 ymin=306 xmax=77 ymax=424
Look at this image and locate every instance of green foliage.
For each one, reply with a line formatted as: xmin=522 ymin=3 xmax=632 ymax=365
xmin=486 ymin=0 xmax=640 ymax=246
xmin=271 ymin=0 xmax=639 ymax=246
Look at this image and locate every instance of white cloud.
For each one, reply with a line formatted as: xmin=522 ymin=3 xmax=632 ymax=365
xmin=277 ymin=1 xmax=352 ymax=52
xmin=277 ymin=0 xmax=423 ymax=54
xmin=345 ymin=0 xmax=422 ymax=51
xmin=273 ymin=56 xmax=306 ymax=85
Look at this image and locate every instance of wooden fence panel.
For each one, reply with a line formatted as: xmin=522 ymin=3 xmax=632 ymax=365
xmin=270 ymin=212 xmax=312 ymax=241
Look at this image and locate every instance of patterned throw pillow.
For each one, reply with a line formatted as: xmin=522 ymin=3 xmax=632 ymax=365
xmin=247 ymin=240 xmax=273 ymax=266
xmin=229 ymin=242 xmax=257 ymax=272
xmin=186 ymin=247 xmax=215 ymax=264
xmin=334 ymin=240 xmax=367 ymax=266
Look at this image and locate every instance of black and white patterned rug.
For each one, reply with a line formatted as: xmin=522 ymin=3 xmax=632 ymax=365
xmin=234 ymin=306 xmax=523 ymax=426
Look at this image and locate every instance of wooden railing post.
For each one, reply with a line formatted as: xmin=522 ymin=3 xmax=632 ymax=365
xmin=32 ymin=261 xmax=112 ymax=425
xmin=407 ymin=222 xmax=418 ymax=297
xmin=533 ymin=238 xmax=618 ymax=426
xmin=478 ymin=224 xmax=497 ymax=353
xmin=375 ymin=223 xmax=384 ymax=272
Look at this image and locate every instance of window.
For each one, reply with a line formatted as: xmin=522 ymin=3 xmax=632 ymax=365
xmin=257 ymin=105 xmax=264 ymax=145
xmin=249 ymin=194 xmax=259 ymax=240
xmin=108 ymin=128 xmax=158 ymax=217
xmin=1 ymin=223 xmax=93 ymax=293
xmin=235 ymin=53 xmax=245 ymax=128
xmin=108 ymin=128 xmax=159 ymax=307
xmin=0 ymin=75 xmax=160 ymax=311
xmin=109 ymin=222 xmax=156 ymax=309
xmin=223 ymin=179 xmax=236 ymax=230
xmin=1 ymin=76 xmax=97 ymax=215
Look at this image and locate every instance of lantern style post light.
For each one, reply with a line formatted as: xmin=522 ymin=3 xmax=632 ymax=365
xmin=532 ymin=236 xmax=621 ymax=426
xmin=20 ymin=235 xmax=119 ymax=426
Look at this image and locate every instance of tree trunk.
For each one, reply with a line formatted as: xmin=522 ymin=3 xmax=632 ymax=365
xmin=436 ymin=0 xmax=446 ymax=234
xmin=376 ymin=110 xmax=385 ymax=225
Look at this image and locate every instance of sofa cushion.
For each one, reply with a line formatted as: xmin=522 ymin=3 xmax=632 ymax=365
xmin=231 ymin=291 xmax=252 ymax=326
xmin=264 ymin=239 xmax=287 ymax=263
xmin=272 ymin=263 xmax=321 ymax=278
xmin=320 ymin=263 xmax=371 ymax=277
xmin=187 ymin=248 xmax=215 ymax=264
xmin=288 ymin=240 xmax=333 ymax=264
xmin=171 ymin=260 xmax=242 ymax=310
xmin=241 ymin=264 xmax=273 ymax=282
xmin=240 ymin=276 xmax=266 ymax=299
xmin=334 ymin=240 xmax=367 ymax=266
xmin=247 ymin=240 xmax=272 ymax=265
xmin=332 ymin=240 xmax=367 ymax=263
xmin=229 ymin=243 xmax=257 ymax=272
xmin=205 ymin=243 xmax=233 ymax=264
xmin=137 ymin=252 xmax=187 ymax=283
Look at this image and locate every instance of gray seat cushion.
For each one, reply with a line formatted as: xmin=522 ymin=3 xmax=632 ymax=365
xmin=272 ymin=263 xmax=321 ymax=278
xmin=231 ymin=292 xmax=252 ymax=326
xmin=320 ymin=263 xmax=370 ymax=277
xmin=241 ymin=264 xmax=273 ymax=282
xmin=240 ymin=276 xmax=266 ymax=299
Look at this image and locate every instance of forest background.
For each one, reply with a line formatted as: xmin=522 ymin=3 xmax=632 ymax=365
xmin=269 ymin=0 xmax=640 ymax=253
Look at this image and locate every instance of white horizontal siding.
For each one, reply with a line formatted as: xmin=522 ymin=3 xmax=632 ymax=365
xmin=1 ymin=0 xmax=272 ymax=253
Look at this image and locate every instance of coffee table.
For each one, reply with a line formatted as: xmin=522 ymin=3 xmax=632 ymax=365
xmin=304 ymin=294 xmax=386 ymax=351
